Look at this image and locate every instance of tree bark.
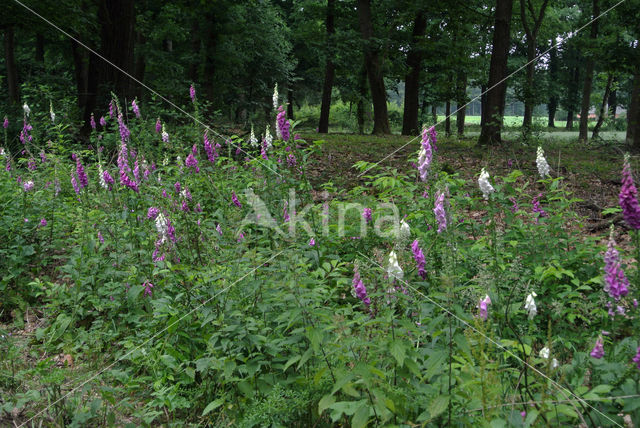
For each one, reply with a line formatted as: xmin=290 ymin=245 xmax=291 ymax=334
xmin=4 ymin=26 xmax=20 ymax=105
xmin=520 ymin=0 xmax=549 ymax=133
xmin=134 ymin=32 xmax=146 ymax=99
xmin=478 ymin=0 xmax=514 ymax=146
xmin=35 ymin=33 xmax=45 ymax=63
xmin=318 ymin=0 xmax=336 ymax=134
xmin=456 ymin=71 xmax=467 ymax=135
xmin=628 ymin=68 xmax=640 ymax=148
xmin=547 ymin=43 xmax=559 ymax=127
xmin=357 ymin=65 xmax=367 ymax=134
xmin=357 ymin=0 xmax=390 ymax=135
xmin=97 ymin=0 xmax=136 ymax=100
xmin=578 ymin=0 xmax=599 ymax=143
xmin=566 ymin=66 xmax=580 ymax=129
xmin=592 ymin=72 xmax=613 ymax=139
xmin=445 ymin=99 xmax=451 ymax=136
xmin=431 ymin=104 xmax=437 ymax=124
xmin=401 ymin=10 xmax=427 ymax=136
xmin=287 ymin=87 xmax=294 ymax=120
xmin=71 ymin=39 xmax=88 ymax=111
xmin=608 ymin=85 xmax=617 ymax=118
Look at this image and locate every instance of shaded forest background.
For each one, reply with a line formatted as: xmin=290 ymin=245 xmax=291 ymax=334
xmin=2 ymin=0 xmax=640 ymax=146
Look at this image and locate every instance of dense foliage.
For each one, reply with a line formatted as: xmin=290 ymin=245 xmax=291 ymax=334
xmin=1 ymin=92 xmax=639 ymax=426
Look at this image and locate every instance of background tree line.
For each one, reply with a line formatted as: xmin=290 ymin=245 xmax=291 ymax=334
xmin=1 ymin=0 xmax=640 ymax=146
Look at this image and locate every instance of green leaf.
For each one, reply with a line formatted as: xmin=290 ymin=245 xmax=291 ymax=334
xmin=283 ymin=354 xmax=301 ymax=372
xmin=318 ymin=394 xmax=335 ymax=414
xmin=390 ymin=340 xmax=406 ymax=367
xmin=428 ymin=395 xmax=449 ymax=419
xmin=201 ymin=398 xmax=224 ymax=416
xmin=352 ymin=404 xmax=370 ymax=428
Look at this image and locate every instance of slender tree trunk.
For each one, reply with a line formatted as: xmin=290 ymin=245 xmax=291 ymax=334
xmin=204 ymin=13 xmax=218 ymax=103
xmin=35 ymin=33 xmax=45 ymax=63
xmin=4 ymin=26 xmax=20 ymax=105
xmin=566 ymin=66 xmax=579 ymax=129
xmin=627 ymin=68 xmax=640 ymax=148
xmin=547 ymin=44 xmax=558 ymax=127
xmin=522 ymin=42 xmax=536 ymax=130
xmin=318 ymin=0 xmax=336 ymax=134
xmin=401 ymin=10 xmax=427 ymax=135
xmin=134 ymin=32 xmax=146 ymax=99
xmin=608 ymin=86 xmax=617 ymax=118
xmin=357 ymin=0 xmax=390 ymax=135
xmin=592 ymin=73 xmax=613 ymax=139
xmin=287 ymin=87 xmax=294 ymax=120
xmin=445 ymin=99 xmax=451 ymax=136
xmin=431 ymin=105 xmax=437 ymax=124
xmin=456 ymin=71 xmax=467 ymax=135
xmin=478 ymin=0 xmax=514 ymax=146
xmin=579 ymin=0 xmax=599 ymax=143
xmin=98 ymin=0 xmax=136 ymax=100
xmin=71 ymin=39 xmax=88 ymax=110
xmin=189 ymin=20 xmax=200 ymax=82
xmin=480 ymin=84 xmax=487 ymax=127
xmin=357 ymin=66 xmax=367 ymax=134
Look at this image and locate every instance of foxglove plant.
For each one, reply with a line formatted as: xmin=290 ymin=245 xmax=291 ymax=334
xmin=272 ymin=83 xmax=279 ymax=110
xmin=352 ymin=266 xmax=371 ymax=307
xmin=162 ymin=124 xmax=169 ymax=143
xmin=276 ymin=106 xmax=290 ymax=142
xmin=477 ymin=295 xmax=491 ymax=321
xmin=49 ymin=101 xmax=55 ymax=123
xmin=189 ymin=84 xmax=196 ymax=102
xmin=23 ymin=103 xmax=30 ymax=117
xmin=603 ymin=230 xmax=629 ymax=300
xmin=590 ymin=337 xmax=604 ymax=359
xmin=232 ymin=191 xmax=242 ymax=208
xmin=132 ymin=99 xmax=140 ymax=118
xmin=417 ymin=126 xmax=433 ymax=182
xmin=203 ymin=131 xmax=216 ymax=163
xmin=100 ymin=116 xmax=107 ymax=127
xmin=387 ymin=250 xmax=403 ymax=281
xmin=362 ymin=208 xmax=372 ymax=223
xmin=619 ymin=154 xmax=640 ymax=229
xmin=249 ymin=126 xmax=258 ymax=147
xmin=411 ymin=239 xmax=426 ymax=279
xmin=524 ymin=292 xmax=537 ymax=319
xmin=478 ymin=168 xmax=495 ymax=200
xmin=265 ymin=125 xmax=273 ymax=149
xmin=90 ymin=114 xmax=96 ymax=130
xmin=72 ymin=153 xmax=88 ymax=189
xmin=632 ymin=347 xmax=640 ymax=370
xmin=155 ymin=118 xmax=162 ymax=133
xmin=434 ymin=191 xmax=447 ymax=233
xmin=536 ymin=146 xmax=551 ymax=177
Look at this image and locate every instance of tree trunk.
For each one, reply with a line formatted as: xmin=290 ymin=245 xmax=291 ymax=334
xmin=522 ymin=42 xmax=536 ymax=131
xmin=98 ymin=0 xmax=136 ymax=100
xmin=456 ymin=71 xmax=467 ymax=136
xmin=547 ymin=43 xmax=558 ymax=127
xmin=318 ymin=0 xmax=336 ymax=134
xmin=357 ymin=65 xmax=367 ymax=134
xmin=566 ymin=66 xmax=580 ymax=129
xmin=71 ymin=39 xmax=88 ymax=111
xmin=4 ymin=26 xmax=20 ymax=105
xmin=431 ymin=105 xmax=437 ymax=124
xmin=478 ymin=0 xmax=514 ymax=146
xmin=35 ymin=33 xmax=45 ymax=63
xmin=204 ymin=15 xmax=218 ymax=103
xmin=578 ymin=0 xmax=599 ymax=143
xmin=592 ymin=73 xmax=613 ymax=139
xmin=357 ymin=0 xmax=390 ymax=135
xmin=445 ymin=99 xmax=451 ymax=136
xmin=287 ymin=87 xmax=294 ymax=120
xmin=480 ymin=84 xmax=487 ymax=127
xmin=608 ymin=86 xmax=617 ymax=118
xmin=134 ymin=32 xmax=146 ymax=99
xmin=627 ymin=68 xmax=640 ymax=148
xmin=520 ymin=0 xmax=549 ymax=133
xmin=401 ymin=10 xmax=427 ymax=136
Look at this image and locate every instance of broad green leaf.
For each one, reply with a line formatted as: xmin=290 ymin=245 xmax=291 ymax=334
xmin=352 ymin=404 xmax=370 ymax=428
xmin=390 ymin=340 xmax=406 ymax=367
xmin=201 ymin=398 xmax=224 ymax=416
